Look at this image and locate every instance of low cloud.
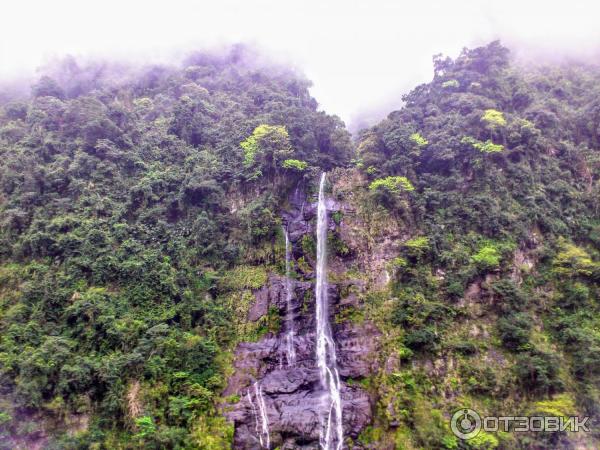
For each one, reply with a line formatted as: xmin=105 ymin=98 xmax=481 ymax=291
xmin=2 ymin=0 xmax=600 ymax=129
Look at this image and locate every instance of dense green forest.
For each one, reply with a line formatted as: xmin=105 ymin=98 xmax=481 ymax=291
xmin=1 ymin=41 xmax=600 ymax=449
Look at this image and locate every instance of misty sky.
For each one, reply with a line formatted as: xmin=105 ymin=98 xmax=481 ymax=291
xmin=2 ymin=0 xmax=600 ymax=128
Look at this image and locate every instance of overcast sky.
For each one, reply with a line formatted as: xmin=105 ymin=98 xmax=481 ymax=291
xmin=2 ymin=0 xmax=600 ymax=128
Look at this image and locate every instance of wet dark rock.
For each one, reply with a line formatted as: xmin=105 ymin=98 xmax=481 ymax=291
xmin=225 ymin=272 xmax=379 ymax=448
xmin=249 ymin=275 xmax=312 ymax=322
xmin=224 ymin=188 xmax=379 ymax=449
xmin=337 ymin=322 xmax=381 ymax=378
xmin=226 ymin=360 xmax=373 ymax=449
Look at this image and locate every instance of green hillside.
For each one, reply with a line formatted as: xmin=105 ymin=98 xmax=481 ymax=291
xmin=1 ymin=41 xmax=599 ymax=449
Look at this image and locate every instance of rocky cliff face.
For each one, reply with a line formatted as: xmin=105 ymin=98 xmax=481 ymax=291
xmin=224 ymin=180 xmax=381 ymax=449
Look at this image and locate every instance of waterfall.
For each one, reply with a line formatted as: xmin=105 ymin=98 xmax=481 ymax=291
xmin=247 ymin=382 xmax=270 ymax=449
xmin=315 ymin=173 xmax=344 ymax=450
xmin=283 ymin=226 xmax=296 ymax=366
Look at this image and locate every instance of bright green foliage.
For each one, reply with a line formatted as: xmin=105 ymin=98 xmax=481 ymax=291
xmin=369 ymin=176 xmax=415 ymax=193
xmin=442 ymin=435 xmax=459 ymax=449
xmin=403 ymin=238 xmax=429 ymax=264
xmin=552 ymin=240 xmax=597 ymax=277
xmin=357 ymin=425 xmax=384 ymax=445
xmin=240 ymin=127 xmax=262 ymax=165
xmin=471 ymin=245 xmax=501 ymax=269
xmin=328 ymin=231 xmax=350 ymax=257
xmin=0 ymin=412 xmax=11 ymax=425
xmin=481 ymin=108 xmax=506 ymax=128
xmin=410 ymin=132 xmax=428 ymax=147
xmin=404 ymin=236 xmax=429 ymax=249
xmin=219 ymin=265 xmax=268 ymax=290
xmin=191 ymin=416 xmax=234 ymax=449
xmin=331 ymin=210 xmax=343 ymax=225
xmin=461 ymin=136 xmax=504 ymax=153
xmin=466 ymin=430 xmax=499 ymax=449
xmin=240 ymin=124 xmax=293 ymax=173
xmin=533 ymin=393 xmax=577 ymax=417
xmin=134 ymin=416 xmax=157 ymax=438
xmin=390 ymin=256 xmax=408 ymax=268
xmin=282 ymin=158 xmax=308 ymax=171
xmin=402 ymin=236 xmax=430 ymax=260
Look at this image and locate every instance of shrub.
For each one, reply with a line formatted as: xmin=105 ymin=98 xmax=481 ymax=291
xmin=498 ymin=313 xmax=532 ymax=351
xmin=240 ymin=124 xmax=293 ymax=174
xmin=219 ymin=266 xmax=268 ymax=291
xmin=467 ymin=430 xmax=499 ymax=449
xmin=481 ymin=109 xmax=507 ymax=128
xmin=552 ymin=240 xmax=596 ymax=277
xmin=369 ymin=176 xmax=415 ymax=193
xmin=190 ymin=415 xmax=234 ymax=449
xmin=328 ymin=232 xmax=350 ymax=257
xmin=461 ymin=136 xmax=504 ymax=153
xmin=331 ymin=210 xmax=343 ymax=225
xmin=404 ymin=327 xmax=439 ymax=353
xmin=403 ymin=236 xmax=430 ymax=259
xmin=533 ymin=393 xmax=576 ymax=417
xmin=556 ymin=282 xmax=590 ymax=309
xmin=410 ymin=132 xmax=428 ymax=147
xmin=301 ymin=234 xmax=316 ymax=259
xmin=514 ymin=350 xmax=563 ymax=396
xmin=134 ymin=416 xmax=157 ymax=439
xmin=390 ymin=256 xmax=408 ymax=269
xmin=281 ymin=159 xmax=308 ymax=171
xmin=491 ymin=279 xmax=527 ymax=312
xmin=571 ymin=340 xmax=600 ymax=381
xmin=471 ymin=245 xmax=501 ymax=270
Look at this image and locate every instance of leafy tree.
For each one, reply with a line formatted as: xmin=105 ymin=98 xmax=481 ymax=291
xmin=552 ymin=240 xmax=597 ymax=277
xmin=471 ymin=244 xmax=501 ymax=270
xmin=461 ymin=136 xmax=503 ymax=153
xmin=32 ymin=76 xmax=65 ymax=99
xmin=282 ymin=158 xmax=308 ymax=171
xmin=240 ymin=124 xmax=293 ymax=178
xmin=481 ymin=108 xmax=506 ymax=129
xmin=409 ymin=132 xmax=428 ymax=147
xmin=498 ymin=312 xmax=531 ymax=351
xmin=369 ymin=176 xmax=414 ymax=193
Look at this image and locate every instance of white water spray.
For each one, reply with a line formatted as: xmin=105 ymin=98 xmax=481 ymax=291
xmin=283 ymin=226 xmax=296 ymax=366
xmin=247 ymin=382 xmax=270 ymax=449
xmin=315 ymin=173 xmax=344 ymax=450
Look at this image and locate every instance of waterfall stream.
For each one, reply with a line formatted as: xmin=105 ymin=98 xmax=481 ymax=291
xmin=315 ymin=173 xmax=344 ymax=450
xmin=283 ymin=226 xmax=297 ymax=366
xmin=248 ymin=382 xmax=270 ymax=448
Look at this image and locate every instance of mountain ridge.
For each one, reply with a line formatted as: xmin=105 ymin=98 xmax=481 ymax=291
xmin=0 ymin=41 xmax=600 ymax=449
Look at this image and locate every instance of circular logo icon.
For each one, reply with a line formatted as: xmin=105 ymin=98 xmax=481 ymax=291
xmin=451 ymin=408 xmax=481 ymax=440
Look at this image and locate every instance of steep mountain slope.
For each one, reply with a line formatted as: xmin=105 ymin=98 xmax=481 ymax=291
xmin=0 ymin=47 xmax=351 ymax=449
xmin=1 ymin=41 xmax=600 ymax=449
xmin=323 ymin=41 xmax=600 ymax=449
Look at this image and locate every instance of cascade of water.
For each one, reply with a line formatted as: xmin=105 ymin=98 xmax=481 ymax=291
xmin=248 ymin=382 xmax=270 ymax=449
xmin=246 ymin=391 xmax=260 ymax=441
xmin=315 ymin=173 xmax=344 ymax=450
xmin=283 ymin=226 xmax=296 ymax=366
